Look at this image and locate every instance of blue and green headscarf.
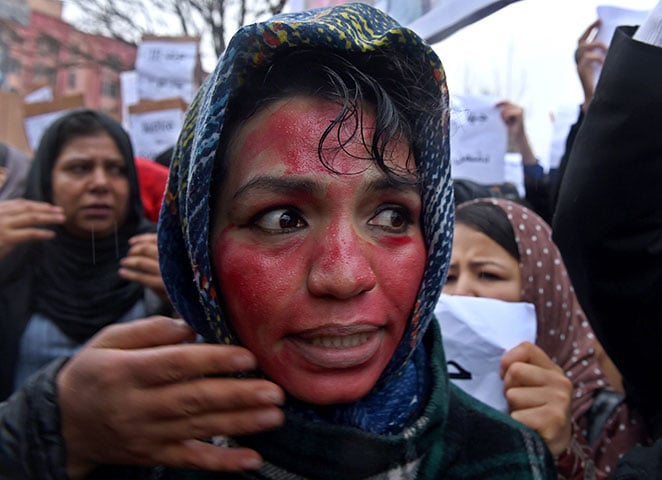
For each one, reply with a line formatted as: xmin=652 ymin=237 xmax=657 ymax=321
xmin=158 ymin=2 xmax=453 ymax=433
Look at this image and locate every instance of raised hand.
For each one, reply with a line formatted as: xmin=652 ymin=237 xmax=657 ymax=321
xmin=496 ymin=101 xmax=536 ymax=166
xmin=119 ymin=232 xmax=168 ymax=301
xmin=500 ymin=341 xmax=573 ymax=456
xmin=57 ymin=316 xmax=286 ymax=479
xmin=0 ymin=199 xmax=64 ymax=259
xmin=574 ymin=19 xmax=609 ymax=111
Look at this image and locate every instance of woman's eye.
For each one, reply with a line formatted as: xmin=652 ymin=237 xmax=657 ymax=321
xmin=368 ymin=207 xmax=411 ymax=233
xmin=478 ymin=271 xmax=501 ymax=281
xmin=68 ymin=164 xmax=91 ymax=174
xmin=253 ymin=208 xmax=307 ymax=233
xmin=107 ymin=165 xmax=127 ymax=177
xmin=445 ymin=274 xmax=457 ymax=283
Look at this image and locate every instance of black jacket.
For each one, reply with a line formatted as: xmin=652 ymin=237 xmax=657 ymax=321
xmin=0 ymin=360 xmax=69 ymax=480
xmin=552 ymin=25 xmax=662 ymax=477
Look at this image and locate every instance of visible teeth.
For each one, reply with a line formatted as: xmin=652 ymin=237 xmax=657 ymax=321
xmin=310 ymin=333 xmax=370 ymax=348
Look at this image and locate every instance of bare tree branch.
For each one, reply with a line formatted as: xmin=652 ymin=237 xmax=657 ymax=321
xmin=67 ymin=0 xmax=286 ymax=61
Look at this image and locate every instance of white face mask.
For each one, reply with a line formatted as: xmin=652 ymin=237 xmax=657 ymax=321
xmin=434 ymin=293 xmax=537 ymax=413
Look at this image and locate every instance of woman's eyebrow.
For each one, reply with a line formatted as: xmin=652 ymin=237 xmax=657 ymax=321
xmin=469 ymin=260 xmax=509 ymax=270
xmin=363 ymin=176 xmax=419 ymax=196
xmin=232 ymin=175 xmax=323 ymax=201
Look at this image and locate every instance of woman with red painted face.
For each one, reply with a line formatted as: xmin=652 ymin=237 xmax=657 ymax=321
xmin=0 ymin=5 xmax=557 ymax=479
xmin=0 ymin=109 xmax=171 ymax=401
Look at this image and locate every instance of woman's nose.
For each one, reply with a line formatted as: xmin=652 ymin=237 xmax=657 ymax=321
xmin=450 ymin=274 xmax=478 ymax=297
xmin=89 ymin=166 xmax=110 ymax=190
xmin=306 ymin=222 xmax=376 ymax=299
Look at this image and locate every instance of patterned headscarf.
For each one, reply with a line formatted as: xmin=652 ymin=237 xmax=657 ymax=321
xmin=457 ymin=198 xmax=611 ymax=422
xmin=158 ymin=3 xmax=454 ymax=429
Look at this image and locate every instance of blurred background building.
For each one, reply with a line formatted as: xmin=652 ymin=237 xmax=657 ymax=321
xmin=0 ymin=0 xmax=136 ymax=117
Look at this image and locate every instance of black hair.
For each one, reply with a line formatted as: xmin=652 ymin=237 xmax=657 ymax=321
xmin=212 ymin=48 xmax=441 ymax=194
xmin=25 ymin=109 xmax=144 ymax=228
xmin=455 ymin=202 xmax=520 ymax=261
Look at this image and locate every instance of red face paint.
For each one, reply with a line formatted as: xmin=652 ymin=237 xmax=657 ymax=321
xmin=211 ymin=96 xmax=426 ymax=405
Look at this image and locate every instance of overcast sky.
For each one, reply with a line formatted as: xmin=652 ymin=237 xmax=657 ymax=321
xmin=432 ymin=0 xmax=657 ymax=164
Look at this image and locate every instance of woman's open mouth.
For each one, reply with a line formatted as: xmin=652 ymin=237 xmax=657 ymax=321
xmin=82 ymin=205 xmax=114 ymax=218
xmin=287 ymin=327 xmax=383 ymax=369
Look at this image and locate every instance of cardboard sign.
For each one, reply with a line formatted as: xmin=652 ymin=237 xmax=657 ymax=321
xmin=128 ymin=98 xmax=187 ymax=161
xmin=23 ymin=94 xmax=84 ymax=152
xmin=449 ymin=94 xmax=507 ymax=185
xmin=0 ymin=91 xmax=30 ymax=153
xmin=435 ymin=294 xmax=537 ymax=413
xmin=120 ymin=70 xmax=139 ymax=129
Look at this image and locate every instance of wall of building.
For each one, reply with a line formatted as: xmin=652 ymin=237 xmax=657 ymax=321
xmin=0 ymin=2 xmax=136 ymax=119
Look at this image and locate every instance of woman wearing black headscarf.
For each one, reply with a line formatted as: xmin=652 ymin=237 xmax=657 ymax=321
xmin=0 ymin=109 xmax=170 ymax=400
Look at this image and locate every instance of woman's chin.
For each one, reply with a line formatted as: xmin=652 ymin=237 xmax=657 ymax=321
xmin=278 ymin=373 xmax=378 ymax=405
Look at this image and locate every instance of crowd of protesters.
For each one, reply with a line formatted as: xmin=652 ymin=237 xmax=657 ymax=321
xmin=0 ymin=2 xmax=660 ymax=479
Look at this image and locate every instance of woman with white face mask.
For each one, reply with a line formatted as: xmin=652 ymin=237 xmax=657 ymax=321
xmin=444 ymin=198 xmax=648 ymax=478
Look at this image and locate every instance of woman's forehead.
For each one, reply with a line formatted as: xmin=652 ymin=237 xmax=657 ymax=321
xmin=226 ymin=96 xmax=412 ymax=179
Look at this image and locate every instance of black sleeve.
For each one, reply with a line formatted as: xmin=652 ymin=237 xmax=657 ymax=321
xmin=0 ymin=359 xmax=69 ymax=480
xmin=523 ymin=171 xmax=554 ymax=225
xmin=552 ymin=26 xmax=662 ymax=433
xmin=0 ymin=359 xmax=159 ymax=480
xmin=614 ymin=438 xmax=662 ymax=479
xmin=0 ymin=245 xmax=32 ymax=401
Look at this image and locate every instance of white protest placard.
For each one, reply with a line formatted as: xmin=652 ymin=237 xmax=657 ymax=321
xmin=128 ymin=99 xmax=186 ymax=161
xmin=24 ymin=112 xmax=67 ymax=151
xmin=137 ymin=73 xmax=197 ymax=105
xmin=135 ymin=36 xmax=199 ymax=104
xmin=594 ymin=5 xmax=650 ymax=85
xmin=547 ymin=104 xmax=578 ymax=170
xmin=435 ymin=294 xmax=537 ymax=413
xmin=120 ymin=70 xmax=139 ymax=129
xmin=135 ymin=37 xmax=198 ymax=82
xmin=503 ymin=152 xmax=525 ymax=197
xmin=449 ymin=94 xmax=507 ymax=185
xmin=24 ymin=85 xmax=53 ymax=104
xmin=23 ymin=94 xmax=84 ymax=152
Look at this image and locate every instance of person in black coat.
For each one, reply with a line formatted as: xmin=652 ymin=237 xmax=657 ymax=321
xmin=553 ymin=3 xmax=662 ymax=476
